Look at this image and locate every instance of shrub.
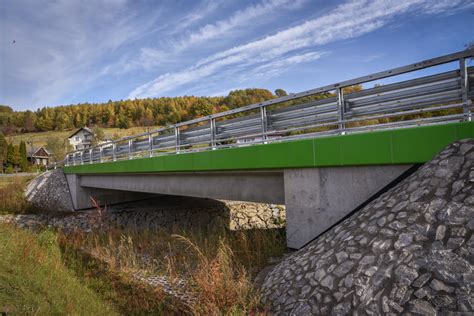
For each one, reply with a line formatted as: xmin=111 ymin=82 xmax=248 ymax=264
xmin=5 ymin=165 xmax=13 ymax=174
xmin=0 ymin=176 xmax=32 ymax=214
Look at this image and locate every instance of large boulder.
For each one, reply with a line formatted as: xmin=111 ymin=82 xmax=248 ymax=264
xmin=261 ymin=139 xmax=474 ymax=315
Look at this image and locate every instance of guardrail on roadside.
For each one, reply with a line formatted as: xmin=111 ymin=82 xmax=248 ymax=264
xmin=65 ymin=49 xmax=474 ymax=166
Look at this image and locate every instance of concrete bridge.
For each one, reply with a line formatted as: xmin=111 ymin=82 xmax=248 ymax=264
xmin=63 ymin=49 xmax=474 ymax=249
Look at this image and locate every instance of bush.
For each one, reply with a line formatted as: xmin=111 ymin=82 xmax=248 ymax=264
xmin=5 ymin=165 xmax=13 ymax=174
xmin=0 ymin=176 xmax=31 ymax=214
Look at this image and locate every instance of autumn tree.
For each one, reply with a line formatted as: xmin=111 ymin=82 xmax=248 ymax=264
xmin=46 ymin=137 xmax=67 ymax=162
xmin=0 ymin=133 xmax=7 ymax=171
xmin=275 ymin=89 xmax=288 ymax=97
xmin=6 ymin=143 xmax=19 ymax=167
xmin=19 ymin=141 xmax=28 ymax=171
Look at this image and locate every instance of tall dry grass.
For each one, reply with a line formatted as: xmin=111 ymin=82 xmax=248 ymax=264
xmin=0 ymin=176 xmax=32 ymax=215
xmin=59 ymin=205 xmax=286 ymax=314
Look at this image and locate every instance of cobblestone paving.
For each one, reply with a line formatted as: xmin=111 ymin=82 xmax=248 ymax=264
xmin=261 ymin=139 xmax=474 ymax=315
xmin=25 ymin=169 xmax=74 ymax=212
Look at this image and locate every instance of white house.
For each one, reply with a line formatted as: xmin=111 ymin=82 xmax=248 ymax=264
xmin=68 ymin=127 xmax=95 ymax=150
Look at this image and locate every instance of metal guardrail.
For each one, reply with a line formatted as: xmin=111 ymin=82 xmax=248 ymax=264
xmin=65 ymin=49 xmax=474 ymax=166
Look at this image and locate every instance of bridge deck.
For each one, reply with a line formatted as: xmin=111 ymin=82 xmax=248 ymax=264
xmin=63 ymin=121 xmax=474 ymax=174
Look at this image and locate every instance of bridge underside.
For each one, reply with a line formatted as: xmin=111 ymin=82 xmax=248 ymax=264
xmin=66 ymin=165 xmax=411 ymax=248
xmin=64 ymin=122 xmax=474 ymax=249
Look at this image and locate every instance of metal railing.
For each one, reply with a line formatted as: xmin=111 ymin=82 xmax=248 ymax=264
xmin=65 ymin=49 xmax=474 ymax=166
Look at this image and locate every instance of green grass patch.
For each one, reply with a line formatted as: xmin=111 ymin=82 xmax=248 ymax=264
xmin=0 ymin=225 xmax=117 ymax=315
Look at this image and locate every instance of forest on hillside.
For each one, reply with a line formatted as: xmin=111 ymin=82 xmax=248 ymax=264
xmin=0 ymin=89 xmax=287 ymax=135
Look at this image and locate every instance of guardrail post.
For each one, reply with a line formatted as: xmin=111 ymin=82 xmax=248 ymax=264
xmin=260 ymin=106 xmax=268 ymax=143
xmin=80 ymin=151 xmax=84 ymax=165
xmin=89 ymin=148 xmax=93 ymax=164
xmin=128 ymin=139 xmax=132 ymax=159
xmin=210 ymin=118 xmax=216 ymax=149
xmin=175 ymin=127 xmax=180 ymax=153
xmin=337 ymin=87 xmax=345 ymax=134
xmin=99 ymin=146 xmax=103 ymax=163
xmin=148 ymin=133 xmax=153 ymax=157
xmin=460 ymin=57 xmax=471 ymax=121
xmin=112 ymin=143 xmax=117 ymax=161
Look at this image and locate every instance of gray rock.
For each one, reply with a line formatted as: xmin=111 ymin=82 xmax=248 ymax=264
xmin=394 ymin=265 xmax=418 ymax=285
xmin=413 ymin=272 xmax=432 ymax=288
xmin=409 ymin=299 xmax=437 ymax=315
xmin=320 ymin=275 xmax=334 ymax=290
xmin=394 ymin=233 xmax=413 ymax=249
xmin=435 ymin=225 xmax=446 ymax=241
xmin=429 ymin=279 xmax=454 ymax=293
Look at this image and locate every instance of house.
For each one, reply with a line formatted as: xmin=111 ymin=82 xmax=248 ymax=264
xmin=68 ymin=127 xmax=95 ymax=150
xmin=27 ymin=147 xmax=51 ymax=166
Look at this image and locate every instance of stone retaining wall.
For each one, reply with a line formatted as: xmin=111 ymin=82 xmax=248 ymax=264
xmin=260 ymin=139 xmax=474 ymax=314
xmin=8 ymin=176 xmax=286 ymax=232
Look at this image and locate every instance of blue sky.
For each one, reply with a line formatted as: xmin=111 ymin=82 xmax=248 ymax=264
xmin=1 ymin=0 xmax=473 ymax=111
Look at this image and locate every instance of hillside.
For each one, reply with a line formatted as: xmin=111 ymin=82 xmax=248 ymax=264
xmin=6 ymin=126 xmax=158 ymax=148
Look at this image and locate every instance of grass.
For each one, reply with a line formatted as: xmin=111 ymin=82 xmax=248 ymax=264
xmin=0 ymin=224 xmax=117 ymax=315
xmin=1 ymin=176 xmax=287 ymax=314
xmin=0 ymin=175 xmax=34 ymax=214
xmin=7 ymin=126 xmax=161 ymax=147
xmin=61 ymin=221 xmax=286 ymax=314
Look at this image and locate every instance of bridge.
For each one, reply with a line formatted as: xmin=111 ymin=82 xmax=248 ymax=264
xmin=63 ymin=49 xmax=474 ymax=249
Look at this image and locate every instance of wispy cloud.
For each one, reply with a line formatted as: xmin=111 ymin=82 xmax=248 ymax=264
xmin=113 ymin=0 xmax=308 ymax=75
xmin=175 ymin=0 xmax=308 ymax=49
xmin=0 ymin=0 xmax=160 ymax=108
xmin=129 ymin=0 xmax=467 ymax=99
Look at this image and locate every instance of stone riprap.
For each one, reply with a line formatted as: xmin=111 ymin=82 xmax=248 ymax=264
xmin=25 ymin=169 xmax=74 ymax=212
xmin=260 ymin=139 xmax=474 ymax=315
xmin=3 ymin=193 xmax=285 ymax=232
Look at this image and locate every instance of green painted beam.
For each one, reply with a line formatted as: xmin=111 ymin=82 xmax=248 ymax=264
xmin=64 ymin=121 xmax=474 ymax=174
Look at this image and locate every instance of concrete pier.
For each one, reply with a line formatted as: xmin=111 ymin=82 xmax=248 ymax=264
xmin=283 ymin=165 xmax=411 ymax=249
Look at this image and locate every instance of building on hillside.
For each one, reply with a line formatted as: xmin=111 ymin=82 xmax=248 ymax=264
xmin=68 ymin=127 xmax=95 ymax=150
xmin=27 ymin=147 xmax=51 ymax=166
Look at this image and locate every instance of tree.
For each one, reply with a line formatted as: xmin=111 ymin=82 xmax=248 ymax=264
xmin=91 ymin=126 xmax=105 ymax=145
xmin=0 ymin=133 xmax=7 ymax=171
xmin=55 ymin=111 xmax=72 ymax=130
xmin=46 ymin=137 xmax=67 ymax=162
xmin=0 ymin=105 xmax=13 ymax=113
xmin=190 ymin=99 xmax=214 ymax=117
xmin=19 ymin=141 xmax=28 ymax=171
xmin=35 ymin=109 xmax=54 ymax=131
xmin=23 ymin=110 xmax=36 ymax=132
xmin=6 ymin=143 xmax=19 ymax=167
xmin=117 ymin=113 xmax=130 ymax=129
xmin=275 ymin=89 xmax=288 ymax=97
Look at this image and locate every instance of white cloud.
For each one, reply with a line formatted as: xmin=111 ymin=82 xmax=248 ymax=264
xmin=0 ymin=0 xmax=160 ymax=108
xmin=115 ymin=0 xmax=308 ymax=75
xmin=129 ymin=0 xmax=465 ymax=99
xmin=176 ymin=0 xmax=308 ymax=49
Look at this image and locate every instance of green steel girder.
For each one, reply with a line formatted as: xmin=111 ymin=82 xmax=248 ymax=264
xmin=63 ymin=121 xmax=474 ymax=174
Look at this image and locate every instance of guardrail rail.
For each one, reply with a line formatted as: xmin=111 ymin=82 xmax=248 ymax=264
xmin=65 ymin=49 xmax=474 ymax=166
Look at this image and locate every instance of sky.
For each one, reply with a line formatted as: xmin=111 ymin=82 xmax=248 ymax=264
xmin=0 ymin=0 xmax=473 ymax=111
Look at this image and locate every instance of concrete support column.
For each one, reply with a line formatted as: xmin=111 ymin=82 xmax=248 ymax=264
xmin=284 ymin=165 xmax=411 ymax=249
